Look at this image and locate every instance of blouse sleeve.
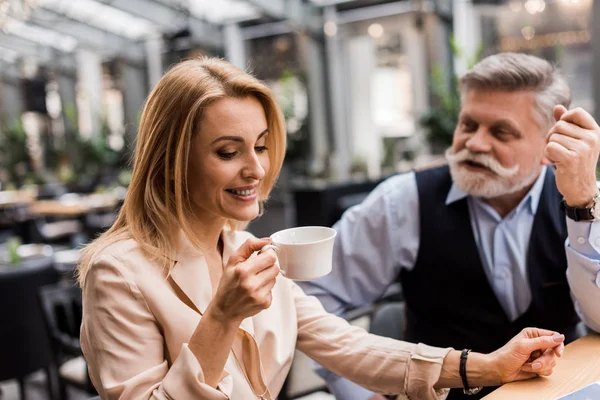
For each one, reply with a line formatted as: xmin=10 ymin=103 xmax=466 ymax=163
xmin=81 ymin=255 xmax=233 ymax=399
xmin=292 ymin=281 xmax=452 ymax=400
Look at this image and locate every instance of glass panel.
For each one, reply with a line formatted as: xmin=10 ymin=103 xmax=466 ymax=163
xmin=37 ymin=0 xmax=153 ymax=39
xmin=3 ymin=18 xmax=77 ymax=51
xmin=476 ymin=0 xmax=593 ymax=113
xmin=164 ymin=0 xmax=260 ymax=23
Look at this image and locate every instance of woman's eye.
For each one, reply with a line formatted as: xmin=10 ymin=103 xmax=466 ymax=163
xmin=217 ymin=151 xmax=237 ymax=160
xmin=255 ymin=146 xmax=268 ymax=153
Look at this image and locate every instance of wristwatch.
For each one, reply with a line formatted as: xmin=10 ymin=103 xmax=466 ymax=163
xmin=561 ymin=191 xmax=600 ymax=222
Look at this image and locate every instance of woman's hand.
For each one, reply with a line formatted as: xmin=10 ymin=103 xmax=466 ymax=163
xmin=207 ymin=237 xmax=280 ymax=325
xmin=490 ymin=327 xmax=565 ymax=384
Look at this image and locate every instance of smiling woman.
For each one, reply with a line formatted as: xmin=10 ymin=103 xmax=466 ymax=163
xmin=187 ymin=97 xmax=271 ymax=226
xmin=74 ymin=57 xmax=566 ymax=400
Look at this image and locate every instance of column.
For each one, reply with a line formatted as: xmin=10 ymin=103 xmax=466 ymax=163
xmin=57 ymin=54 xmax=78 ymax=136
xmin=324 ymin=6 xmax=350 ymax=181
xmin=346 ymin=35 xmax=380 ymax=179
xmin=76 ymin=49 xmax=104 ymax=138
xmin=119 ymin=60 xmax=148 ymax=144
xmin=452 ymin=0 xmax=481 ymax=76
xmin=297 ymin=33 xmax=330 ymax=177
xmin=224 ymin=23 xmax=247 ymax=70
xmin=0 ymin=61 xmax=24 ymax=126
xmin=145 ymin=32 xmax=164 ymax=90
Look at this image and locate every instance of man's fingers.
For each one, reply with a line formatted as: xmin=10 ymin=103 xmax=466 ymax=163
xmin=559 ymin=107 xmax=600 ymax=131
xmin=554 ymin=105 xmax=568 ymax=122
xmin=545 ymin=141 xmax=572 ymax=164
xmin=547 ymin=120 xmax=589 ymax=142
xmin=547 ymin=132 xmax=586 ymax=153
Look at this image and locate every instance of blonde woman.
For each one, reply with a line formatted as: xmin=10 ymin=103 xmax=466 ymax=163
xmin=78 ymin=57 xmax=565 ymax=400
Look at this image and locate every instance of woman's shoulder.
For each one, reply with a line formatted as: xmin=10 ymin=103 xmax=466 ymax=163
xmin=87 ymin=237 xmax=163 ymax=282
xmin=94 ymin=237 xmax=143 ymax=265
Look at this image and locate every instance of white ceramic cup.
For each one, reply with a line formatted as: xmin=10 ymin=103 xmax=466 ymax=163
xmin=260 ymin=226 xmax=337 ymax=281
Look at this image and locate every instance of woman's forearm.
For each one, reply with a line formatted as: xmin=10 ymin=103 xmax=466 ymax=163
xmin=435 ymin=350 xmax=501 ymax=389
xmin=188 ymin=304 xmax=240 ymax=388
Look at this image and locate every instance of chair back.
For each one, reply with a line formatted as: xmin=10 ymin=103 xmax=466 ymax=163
xmin=0 ymin=257 xmax=58 ymax=380
xmin=39 ymin=283 xmax=83 ymax=358
xmin=369 ymin=302 xmax=406 ymax=340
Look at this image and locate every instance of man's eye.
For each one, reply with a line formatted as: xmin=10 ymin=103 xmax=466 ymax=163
xmin=461 ymin=121 xmax=477 ymax=132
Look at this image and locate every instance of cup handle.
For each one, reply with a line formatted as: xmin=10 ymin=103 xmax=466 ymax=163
xmin=259 ymin=244 xmax=279 ymax=254
xmin=258 ymin=244 xmax=285 ymax=276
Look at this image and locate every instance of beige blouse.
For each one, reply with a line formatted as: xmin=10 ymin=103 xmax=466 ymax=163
xmin=80 ymin=229 xmax=452 ymax=399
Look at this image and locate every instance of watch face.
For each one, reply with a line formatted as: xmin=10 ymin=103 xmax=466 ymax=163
xmin=592 ymin=206 xmax=600 ymax=220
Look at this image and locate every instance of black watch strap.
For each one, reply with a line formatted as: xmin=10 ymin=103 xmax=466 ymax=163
xmin=561 ymin=198 xmax=595 ymax=221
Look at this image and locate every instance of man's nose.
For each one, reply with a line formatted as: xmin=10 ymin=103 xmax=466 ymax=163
xmin=465 ymin=129 xmax=492 ymax=153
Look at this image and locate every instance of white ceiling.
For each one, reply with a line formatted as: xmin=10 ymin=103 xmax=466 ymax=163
xmin=0 ymin=0 xmax=366 ymax=62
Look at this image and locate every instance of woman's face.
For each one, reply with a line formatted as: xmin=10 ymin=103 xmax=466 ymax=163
xmin=187 ymin=96 xmax=270 ymax=225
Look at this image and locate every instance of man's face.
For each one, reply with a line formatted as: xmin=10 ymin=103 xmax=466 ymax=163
xmin=447 ymin=89 xmax=548 ymax=199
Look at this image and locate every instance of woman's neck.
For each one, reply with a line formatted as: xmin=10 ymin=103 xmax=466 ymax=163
xmin=187 ymin=215 xmax=227 ymax=255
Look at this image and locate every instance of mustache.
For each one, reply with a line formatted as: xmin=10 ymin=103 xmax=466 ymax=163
xmin=445 ymin=148 xmax=519 ymax=178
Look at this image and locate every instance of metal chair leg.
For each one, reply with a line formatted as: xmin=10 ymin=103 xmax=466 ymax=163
xmin=17 ymin=377 xmax=26 ymax=400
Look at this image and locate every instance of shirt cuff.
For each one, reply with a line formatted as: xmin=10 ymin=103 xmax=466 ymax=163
xmin=405 ymin=344 xmax=452 ymax=400
xmin=566 ymin=218 xmax=600 ymax=259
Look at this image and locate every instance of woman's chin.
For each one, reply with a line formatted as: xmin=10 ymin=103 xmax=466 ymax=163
xmin=227 ymin=207 xmax=260 ymax=222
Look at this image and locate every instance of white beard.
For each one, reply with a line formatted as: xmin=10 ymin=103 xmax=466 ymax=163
xmin=445 ymin=148 xmax=541 ymax=199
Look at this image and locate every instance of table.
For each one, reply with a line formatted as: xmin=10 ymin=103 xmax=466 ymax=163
xmin=0 ymin=190 xmax=35 ymax=208
xmin=28 ymin=194 xmax=119 ymax=216
xmin=484 ymin=333 xmax=600 ymax=399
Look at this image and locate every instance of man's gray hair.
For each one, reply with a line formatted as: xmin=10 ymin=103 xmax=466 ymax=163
xmin=459 ymin=52 xmax=571 ymax=132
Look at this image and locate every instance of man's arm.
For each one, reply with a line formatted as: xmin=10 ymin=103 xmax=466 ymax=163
xmin=299 ymin=172 xmax=421 ymax=399
xmin=565 ymin=218 xmax=600 ymax=332
xmin=546 ymin=106 xmax=600 ymax=332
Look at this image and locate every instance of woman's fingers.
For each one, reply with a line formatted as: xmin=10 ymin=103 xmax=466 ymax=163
xmin=521 ymin=350 xmax=558 ymax=375
xmin=228 ymin=237 xmax=272 ymax=267
xmin=519 ymin=333 xmax=565 ymax=354
xmin=555 ymin=342 xmax=565 ymax=357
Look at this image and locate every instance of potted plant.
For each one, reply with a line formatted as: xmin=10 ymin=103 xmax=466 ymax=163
xmin=420 ymin=39 xmax=484 ymax=152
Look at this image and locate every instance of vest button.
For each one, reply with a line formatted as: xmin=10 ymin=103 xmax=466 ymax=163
xmin=577 ymin=236 xmax=586 ymax=245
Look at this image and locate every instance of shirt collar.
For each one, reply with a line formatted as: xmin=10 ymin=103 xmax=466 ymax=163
xmin=445 ymin=166 xmax=548 ymax=215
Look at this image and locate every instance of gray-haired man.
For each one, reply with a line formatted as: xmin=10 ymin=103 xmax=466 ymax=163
xmin=300 ymin=53 xmax=600 ymax=400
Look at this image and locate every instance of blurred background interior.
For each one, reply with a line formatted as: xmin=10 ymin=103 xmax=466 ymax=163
xmin=0 ymin=0 xmax=596 ymax=399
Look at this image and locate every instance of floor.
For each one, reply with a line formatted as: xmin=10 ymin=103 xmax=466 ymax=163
xmin=0 ymin=372 xmax=334 ymax=400
xmin=0 ymin=370 xmax=90 ymax=400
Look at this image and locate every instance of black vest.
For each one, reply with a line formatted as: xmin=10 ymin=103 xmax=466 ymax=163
xmin=400 ymin=166 xmax=580 ymax=399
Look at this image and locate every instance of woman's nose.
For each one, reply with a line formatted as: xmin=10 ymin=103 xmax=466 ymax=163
xmin=242 ymin=152 xmax=266 ymax=180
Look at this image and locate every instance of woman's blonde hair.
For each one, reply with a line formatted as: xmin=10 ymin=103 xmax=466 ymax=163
xmin=77 ymin=57 xmax=286 ymax=286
